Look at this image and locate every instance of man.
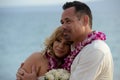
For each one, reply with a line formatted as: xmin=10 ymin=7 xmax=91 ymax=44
xmin=16 ymin=1 xmax=113 ymax=80
xmin=60 ymin=1 xmax=113 ymax=80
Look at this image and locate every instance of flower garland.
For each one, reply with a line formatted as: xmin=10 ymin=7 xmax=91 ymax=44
xmin=45 ymin=51 xmax=58 ymax=71
xmin=46 ymin=31 xmax=106 ymax=72
xmin=62 ymin=31 xmax=106 ymax=71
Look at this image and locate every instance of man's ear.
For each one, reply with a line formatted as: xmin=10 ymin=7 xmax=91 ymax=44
xmin=83 ymin=15 xmax=89 ymax=26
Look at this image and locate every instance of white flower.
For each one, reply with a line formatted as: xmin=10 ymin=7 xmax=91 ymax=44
xmin=45 ymin=74 xmax=54 ymax=80
xmin=62 ymin=73 xmax=70 ymax=80
xmin=45 ymin=69 xmax=70 ymax=80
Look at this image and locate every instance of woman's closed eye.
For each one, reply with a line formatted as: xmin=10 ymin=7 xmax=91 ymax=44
xmin=64 ymin=41 xmax=73 ymax=46
xmin=56 ymin=38 xmax=62 ymax=42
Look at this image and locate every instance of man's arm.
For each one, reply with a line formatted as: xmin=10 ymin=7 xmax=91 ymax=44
xmin=16 ymin=52 xmax=40 ymax=80
xmin=16 ymin=64 xmax=37 ymax=80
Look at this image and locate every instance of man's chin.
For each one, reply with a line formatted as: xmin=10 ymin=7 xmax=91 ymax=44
xmin=64 ymin=35 xmax=71 ymax=41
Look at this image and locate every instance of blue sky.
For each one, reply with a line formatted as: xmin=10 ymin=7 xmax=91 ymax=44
xmin=0 ymin=0 xmax=102 ymax=7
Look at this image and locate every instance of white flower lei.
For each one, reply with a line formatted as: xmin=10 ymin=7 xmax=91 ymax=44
xmin=44 ymin=69 xmax=70 ymax=80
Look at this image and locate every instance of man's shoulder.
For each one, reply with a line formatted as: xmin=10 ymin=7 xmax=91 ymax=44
xmin=91 ymin=40 xmax=109 ymax=49
xmin=84 ymin=40 xmax=111 ymax=54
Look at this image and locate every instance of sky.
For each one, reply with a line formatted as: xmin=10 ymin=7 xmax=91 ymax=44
xmin=0 ymin=0 xmax=102 ymax=7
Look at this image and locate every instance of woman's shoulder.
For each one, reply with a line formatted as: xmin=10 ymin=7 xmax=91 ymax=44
xmin=22 ymin=51 xmax=45 ymax=73
xmin=30 ymin=51 xmax=43 ymax=58
xmin=26 ymin=51 xmax=45 ymax=62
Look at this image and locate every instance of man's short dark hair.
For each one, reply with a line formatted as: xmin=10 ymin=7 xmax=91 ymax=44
xmin=63 ymin=1 xmax=92 ymax=28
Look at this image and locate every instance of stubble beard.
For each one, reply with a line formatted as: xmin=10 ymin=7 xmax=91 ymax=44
xmin=63 ymin=29 xmax=72 ymax=41
xmin=64 ymin=34 xmax=70 ymax=40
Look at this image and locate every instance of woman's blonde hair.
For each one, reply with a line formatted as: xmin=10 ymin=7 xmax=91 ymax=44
xmin=44 ymin=26 xmax=64 ymax=54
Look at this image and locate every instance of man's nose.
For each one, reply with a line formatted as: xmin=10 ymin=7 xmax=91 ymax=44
xmin=62 ymin=24 xmax=67 ymax=29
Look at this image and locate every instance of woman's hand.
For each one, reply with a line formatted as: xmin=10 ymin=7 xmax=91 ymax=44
xmin=16 ymin=63 xmax=37 ymax=80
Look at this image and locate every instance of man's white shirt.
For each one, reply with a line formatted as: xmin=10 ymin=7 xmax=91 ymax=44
xmin=70 ymin=40 xmax=113 ymax=80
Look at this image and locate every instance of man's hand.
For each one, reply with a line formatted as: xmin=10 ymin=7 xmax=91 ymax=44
xmin=16 ymin=63 xmax=37 ymax=80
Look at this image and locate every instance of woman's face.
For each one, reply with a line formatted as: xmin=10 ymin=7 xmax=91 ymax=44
xmin=53 ymin=37 xmax=71 ymax=58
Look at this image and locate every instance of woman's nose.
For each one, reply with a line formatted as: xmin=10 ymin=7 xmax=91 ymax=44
xmin=59 ymin=43 xmax=64 ymax=49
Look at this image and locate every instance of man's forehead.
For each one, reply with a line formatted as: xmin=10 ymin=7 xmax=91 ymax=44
xmin=61 ymin=8 xmax=76 ymax=19
xmin=62 ymin=7 xmax=75 ymax=15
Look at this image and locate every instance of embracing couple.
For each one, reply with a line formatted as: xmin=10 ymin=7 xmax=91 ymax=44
xmin=16 ymin=1 xmax=113 ymax=80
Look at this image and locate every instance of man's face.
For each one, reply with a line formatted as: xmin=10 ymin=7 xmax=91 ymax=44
xmin=61 ymin=7 xmax=85 ymax=42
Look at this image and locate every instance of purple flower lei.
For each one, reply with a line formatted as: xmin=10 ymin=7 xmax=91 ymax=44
xmin=61 ymin=31 xmax=106 ymax=71
xmin=45 ymin=51 xmax=58 ymax=71
xmin=46 ymin=31 xmax=106 ymax=72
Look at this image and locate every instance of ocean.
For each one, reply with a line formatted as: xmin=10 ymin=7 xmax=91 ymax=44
xmin=0 ymin=2 xmax=120 ymax=80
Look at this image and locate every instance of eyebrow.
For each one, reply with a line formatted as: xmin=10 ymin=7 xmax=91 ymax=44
xmin=65 ymin=18 xmax=70 ymax=21
xmin=60 ymin=18 xmax=70 ymax=23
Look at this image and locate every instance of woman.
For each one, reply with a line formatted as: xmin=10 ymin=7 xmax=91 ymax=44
xmin=16 ymin=26 xmax=72 ymax=80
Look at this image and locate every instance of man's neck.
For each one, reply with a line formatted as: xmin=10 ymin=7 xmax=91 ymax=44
xmin=73 ymin=30 xmax=92 ymax=46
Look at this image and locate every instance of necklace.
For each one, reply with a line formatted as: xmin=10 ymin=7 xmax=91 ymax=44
xmin=62 ymin=31 xmax=106 ymax=71
xmin=45 ymin=51 xmax=58 ymax=71
xmin=45 ymin=51 xmax=63 ymax=71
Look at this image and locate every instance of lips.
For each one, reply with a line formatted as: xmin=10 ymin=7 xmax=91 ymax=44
xmin=56 ymin=48 xmax=64 ymax=54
